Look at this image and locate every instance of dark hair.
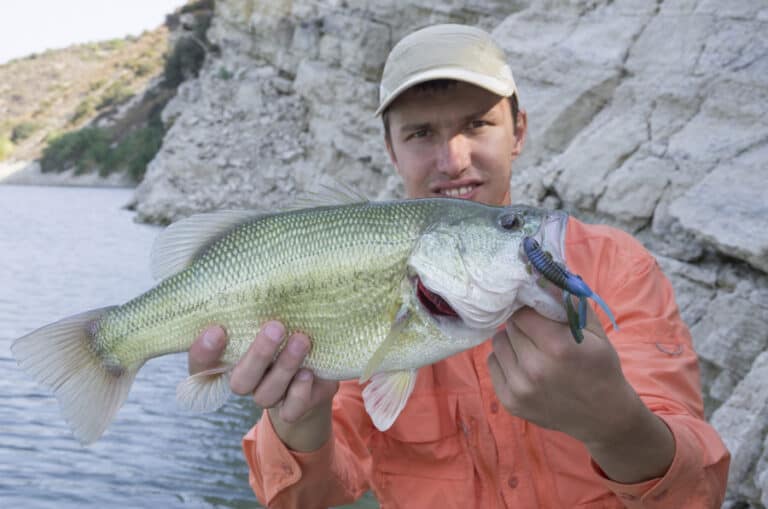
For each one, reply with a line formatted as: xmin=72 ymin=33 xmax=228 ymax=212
xmin=381 ymin=79 xmax=520 ymax=142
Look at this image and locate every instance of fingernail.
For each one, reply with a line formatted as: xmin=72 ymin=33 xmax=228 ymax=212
xmin=297 ymin=369 xmax=312 ymax=381
xmin=262 ymin=322 xmax=284 ymax=343
xmin=288 ymin=337 xmax=308 ymax=356
xmin=202 ymin=327 xmax=223 ymax=349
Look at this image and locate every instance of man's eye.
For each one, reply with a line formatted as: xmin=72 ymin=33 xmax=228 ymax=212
xmin=468 ymin=120 xmax=488 ymax=129
xmin=406 ymin=129 xmax=429 ymax=140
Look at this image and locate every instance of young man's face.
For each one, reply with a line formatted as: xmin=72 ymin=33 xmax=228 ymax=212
xmin=385 ymin=82 xmax=526 ymax=207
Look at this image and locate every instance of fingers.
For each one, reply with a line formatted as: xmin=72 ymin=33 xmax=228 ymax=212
xmin=197 ymin=320 xmax=334 ymax=426
xmin=489 ymin=325 xmax=532 ymax=395
xmin=511 ymin=306 xmax=579 ymax=357
xmin=491 ymin=327 xmax=518 ymax=369
xmin=188 ymin=325 xmax=227 ymax=375
xmin=488 ymin=348 xmax=530 ymax=416
xmin=251 ymin=333 xmax=310 ymax=407
xmin=511 ymin=307 xmax=558 ymax=346
xmin=279 ymin=372 xmax=339 ymax=423
xmin=229 ymin=321 xmax=287 ymax=395
xmin=279 ymin=369 xmax=314 ymax=422
xmin=487 ymin=350 xmax=507 ymax=385
xmin=515 ymin=299 xmax=608 ymax=347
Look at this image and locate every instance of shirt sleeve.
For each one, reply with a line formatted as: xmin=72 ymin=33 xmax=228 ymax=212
xmin=242 ymin=380 xmax=375 ymax=509
xmin=572 ymin=223 xmax=730 ymax=508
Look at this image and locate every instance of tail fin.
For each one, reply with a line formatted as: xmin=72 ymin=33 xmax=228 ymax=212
xmin=11 ymin=307 xmax=139 ymax=445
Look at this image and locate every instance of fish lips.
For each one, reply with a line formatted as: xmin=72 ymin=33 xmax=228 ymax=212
xmin=413 ymin=207 xmax=570 ymax=330
xmin=415 ymin=277 xmax=460 ymax=318
xmin=519 ymin=207 xmax=568 ymax=263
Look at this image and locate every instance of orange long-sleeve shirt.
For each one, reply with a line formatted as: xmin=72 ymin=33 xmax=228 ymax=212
xmin=242 ymin=218 xmax=730 ymax=508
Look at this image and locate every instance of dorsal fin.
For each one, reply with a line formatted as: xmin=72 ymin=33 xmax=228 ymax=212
xmin=290 ymin=179 xmax=369 ymax=209
xmin=150 ymin=209 xmax=263 ymax=280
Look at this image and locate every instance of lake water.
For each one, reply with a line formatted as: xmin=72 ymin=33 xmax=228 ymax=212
xmin=0 ymin=185 xmax=377 ymax=508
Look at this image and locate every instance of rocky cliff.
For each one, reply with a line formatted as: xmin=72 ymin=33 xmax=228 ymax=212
xmin=134 ymin=0 xmax=768 ymax=505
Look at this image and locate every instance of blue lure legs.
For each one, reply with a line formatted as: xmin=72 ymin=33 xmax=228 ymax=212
xmin=522 ymin=237 xmax=619 ymax=343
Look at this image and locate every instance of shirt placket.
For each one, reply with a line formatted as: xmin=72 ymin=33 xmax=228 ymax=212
xmin=471 ymin=343 xmax=534 ymax=509
xmin=457 ymin=391 xmax=500 ymax=508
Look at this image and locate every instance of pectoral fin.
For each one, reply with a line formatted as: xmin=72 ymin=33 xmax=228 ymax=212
xmin=362 ymin=369 xmax=418 ymax=431
xmin=176 ymin=364 xmax=233 ymax=412
xmin=360 ymin=303 xmax=410 ymax=383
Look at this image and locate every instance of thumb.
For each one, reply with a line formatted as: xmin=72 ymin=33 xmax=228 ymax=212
xmin=188 ymin=325 xmax=228 ymax=375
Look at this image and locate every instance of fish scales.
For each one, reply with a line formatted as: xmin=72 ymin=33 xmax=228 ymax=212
xmin=99 ymin=200 xmax=442 ymax=376
xmin=13 ymin=197 xmax=591 ymax=443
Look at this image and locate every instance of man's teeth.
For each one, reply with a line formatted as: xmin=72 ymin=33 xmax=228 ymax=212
xmin=441 ymin=185 xmax=475 ymax=197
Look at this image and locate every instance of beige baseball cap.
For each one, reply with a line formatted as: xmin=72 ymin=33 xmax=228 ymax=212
xmin=375 ymin=24 xmax=518 ymax=116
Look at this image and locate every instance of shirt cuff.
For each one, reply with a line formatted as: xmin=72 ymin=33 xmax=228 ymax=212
xmin=246 ymin=411 xmax=335 ymax=503
xmin=590 ymin=415 xmax=700 ymax=508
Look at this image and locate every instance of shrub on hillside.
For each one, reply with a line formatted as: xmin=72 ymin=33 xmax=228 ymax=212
xmin=163 ymin=0 xmax=213 ymax=88
xmin=0 ymin=136 xmax=13 ymax=161
xmin=100 ymin=39 xmax=127 ymax=51
xmin=104 ymin=117 xmax=164 ymax=181
xmin=41 ymin=128 xmax=110 ymax=174
xmin=180 ymin=0 xmax=213 ymax=13
xmin=11 ymin=122 xmax=40 ymax=142
xmin=41 ymin=115 xmax=164 ymax=181
xmin=98 ymin=81 xmax=133 ymax=109
xmin=88 ymin=79 xmax=106 ymax=92
xmin=217 ymin=67 xmax=233 ymax=80
xmin=125 ymin=59 xmax=155 ymax=77
xmin=70 ymin=98 xmax=95 ymax=124
xmin=163 ymin=37 xmax=206 ymax=88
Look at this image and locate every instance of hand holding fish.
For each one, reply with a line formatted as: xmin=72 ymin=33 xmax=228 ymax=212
xmin=190 ymin=322 xmax=338 ymax=451
xmin=487 ymin=305 xmax=675 ymax=483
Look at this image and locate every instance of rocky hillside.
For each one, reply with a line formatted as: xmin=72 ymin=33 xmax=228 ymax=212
xmin=139 ymin=0 xmax=767 ymax=506
xmin=0 ymin=1 xmax=215 ymax=186
xmin=0 ymin=29 xmax=168 ymax=162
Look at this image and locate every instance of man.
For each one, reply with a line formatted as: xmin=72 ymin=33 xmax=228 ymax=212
xmin=189 ymin=24 xmax=729 ymax=508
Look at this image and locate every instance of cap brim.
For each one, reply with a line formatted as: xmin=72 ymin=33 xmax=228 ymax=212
xmin=374 ymin=67 xmax=517 ymax=116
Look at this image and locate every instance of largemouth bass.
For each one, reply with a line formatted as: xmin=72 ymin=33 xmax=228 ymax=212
xmin=12 ymin=196 xmax=610 ymax=445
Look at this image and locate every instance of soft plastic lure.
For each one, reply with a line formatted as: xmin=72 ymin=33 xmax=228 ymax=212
xmin=523 ymin=237 xmax=619 ymax=343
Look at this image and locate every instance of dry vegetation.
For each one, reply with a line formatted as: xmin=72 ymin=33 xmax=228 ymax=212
xmin=0 ymin=27 xmax=170 ymax=174
xmin=0 ymin=0 xmax=215 ymax=182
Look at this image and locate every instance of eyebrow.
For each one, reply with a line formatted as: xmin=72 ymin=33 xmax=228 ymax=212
xmin=464 ymin=107 xmax=496 ymax=121
xmin=399 ymin=108 xmax=496 ymax=133
xmin=399 ymin=122 xmax=431 ymax=133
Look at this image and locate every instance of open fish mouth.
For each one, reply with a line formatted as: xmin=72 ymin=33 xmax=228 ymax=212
xmin=415 ymin=277 xmax=459 ymax=318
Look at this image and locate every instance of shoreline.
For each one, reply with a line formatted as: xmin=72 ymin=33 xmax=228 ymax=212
xmin=0 ymin=160 xmax=137 ymax=189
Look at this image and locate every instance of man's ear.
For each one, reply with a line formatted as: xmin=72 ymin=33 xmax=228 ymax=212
xmin=512 ymin=109 xmax=528 ymax=157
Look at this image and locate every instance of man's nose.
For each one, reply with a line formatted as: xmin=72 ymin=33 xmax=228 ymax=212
xmin=436 ymin=134 xmax=470 ymax=177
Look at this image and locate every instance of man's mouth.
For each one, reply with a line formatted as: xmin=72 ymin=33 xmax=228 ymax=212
xmin=438 ymin=184 xmax=478 ymax=198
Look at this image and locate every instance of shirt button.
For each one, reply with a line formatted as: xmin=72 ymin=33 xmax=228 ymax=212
xmin=281 ymin=463 xmax=293 ymax=474
xmin=490 ymin=401 xmax=499 ymax=413
xmin=507 ymin=476 xmax=518 ymax=489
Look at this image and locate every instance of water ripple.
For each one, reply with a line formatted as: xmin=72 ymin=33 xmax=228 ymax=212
xmin=0 ymin=186 xmax=263 ymax=508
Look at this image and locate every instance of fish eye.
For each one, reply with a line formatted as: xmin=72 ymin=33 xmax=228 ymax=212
xmin=499 ymin=213 xmax=523 ymax=231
